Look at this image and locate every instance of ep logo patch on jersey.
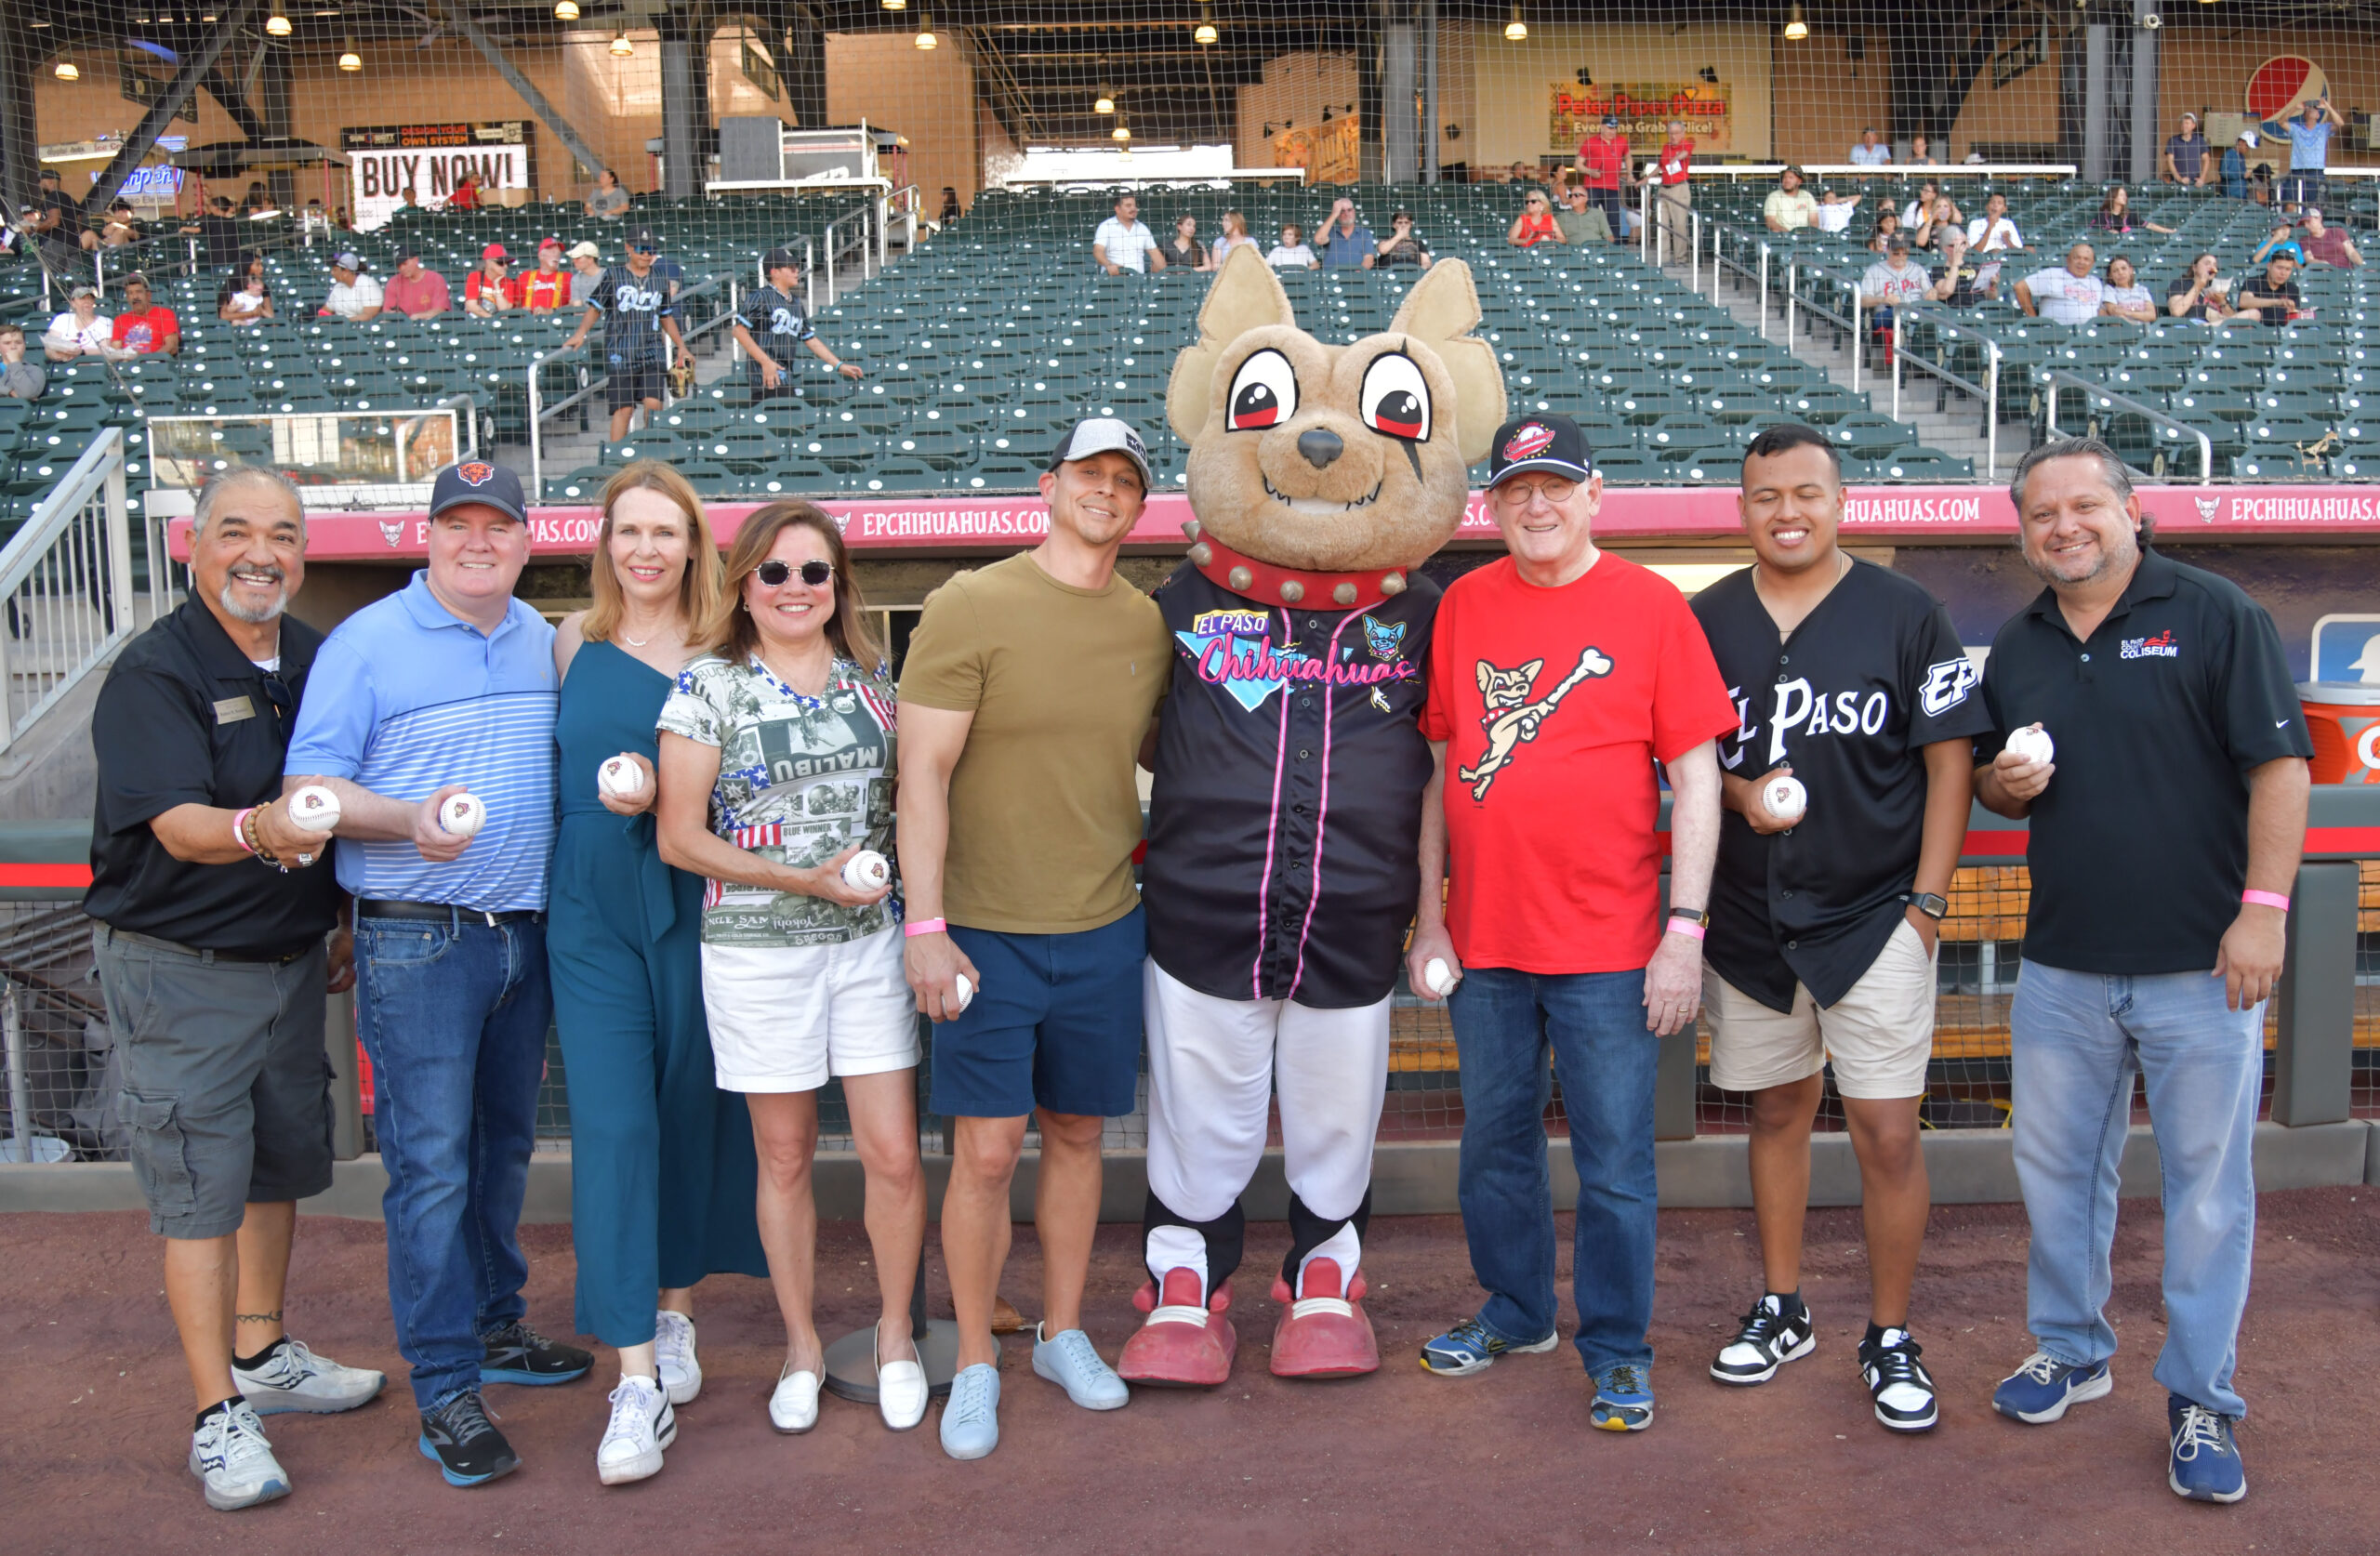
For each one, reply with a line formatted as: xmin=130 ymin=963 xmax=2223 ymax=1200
xmin=1920 ymin=657 xmax=1981 ymax=717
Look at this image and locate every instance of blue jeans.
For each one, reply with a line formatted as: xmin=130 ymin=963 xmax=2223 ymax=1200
xmin=355 ymin=914 xmax=552 ymax=1410
xmin=2009 ymin=959 xmax=2262 ymax=1418
xmin=1448 ymin=966 xmax=1659 ymax=1376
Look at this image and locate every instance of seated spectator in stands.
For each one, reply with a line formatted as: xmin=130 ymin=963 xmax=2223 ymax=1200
xmin=1211 ymin=209 xmax=1258 ymax=265
xmin=2098 ymin=257 xmax=2157 ymax=323
xmin=587 ymin=169 xmax=630 ymax=220
xmin=0 ymin=325 xmax=46 ymax=402
xmin=1376 ymin=209 xmax=1433 ymax=270
xmin=301 ymin=199 xmax=331 ymax=235
xmin=44 ymin=284 xmax=113 ymax=361
xmin=1266 ymin=222 xmax=1318 ymax=270
xmin=1867 ymin=211 xmax=1902 ymax=254
xmin=110 ymin=273 xmax=179 ymax=357
xmin=1164 ymin=214 xmax=1212 ymax=272
xmin=397 ymin=187 xmax=422 ymax=212
xmin=1764 ymin=166 xmax=1819 ymax=232
xmin=520 ymin=240 xmax=572 ymax=310
xmin=1908 ymin=134 xmax=1939 ymax=166
xmin=180 ymin=195 xmax=245 ymax=269
xmin=239 ymin=181 xmax=271 ymax=216
xmin=448 ymin=172 xmax=483 ymax=213
xmin=218 ymin=269 xmax=274 ymax=324
xmin=940 ymin=187 xmax=962 ymax=226
xmin=2251 ymin=223 xmax=2304 ymax=269
xmin=2089 ymin=185 xmax=2175 ymax=235
xmin=733 ymin=246 xmax=865 ymax=399
xmin=1509 ymin=189 xmax=1564 ymax=247
xmin=1928 ymin=229 xmax=1998 ymax=305
xmin=2251 ymin=164 xmax=2275 ymax=205
xmin=1966 ymin=191 xmax=2026 ymax=253
xmin=1555 ymin=185 xmax=1615 ymax=246
xmin=84 ymin=200 xmax=145 ymax=251
xmin=320 ymin=252 xmax=384 ymax=322
xmin=2016 ymin=243 xmax=2104 ymax=324
xmin=2162 ymin=112 xmax=2215 ymax=187
xmin=1860 ymin=234 xmax=1930 ymax=343
xmin=1912 ymin=197 xmax=1963 ymax=251
xmin=2296 ymin=207 xmax=2362 ymax=270
xmin=1847 ymin=127 xmax=1892 ymax=166
xmin=2164 ymin=253 xmax=2238 ymax=324
xmin=569 ymin=240 xmax=605 ymax=304
xmin=1092 ymin=192 xmax=1166 ymax=274
xmin=383 ymin=250 xmax=452 ymax=319
xmin=464 ymin=244 xmax=519 ymax=317
xmin=2235 ymin=252 xmax=2304 ymax=325
xmin=2221 ymin=131 xmax=2256 ymax=200
xmin=334 ymin=205 xmax=351 ymax=231
xmin=1317 ymin=199 xmax=1376 ymax=268
xmin=1814 ymin=186 xmax=1863 ymax=233
xmin=1901 ymin=180 xmax=1950 ymax=228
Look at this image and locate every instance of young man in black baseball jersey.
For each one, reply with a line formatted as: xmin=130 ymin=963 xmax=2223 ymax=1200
xmin=1692 ymin=424 xmax=1989 ymax=1432
xmin=729 ymin=248 xmax=864 ymax=400
xmin=562 ymin=226 xmax=693 ymax=442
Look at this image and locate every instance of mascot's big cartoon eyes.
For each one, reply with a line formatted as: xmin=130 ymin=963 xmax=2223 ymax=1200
xmin=1227 ymin=348 xmax=1299 ymax=431
xmin=1359 ymin=352 xmax=1433 ymax=442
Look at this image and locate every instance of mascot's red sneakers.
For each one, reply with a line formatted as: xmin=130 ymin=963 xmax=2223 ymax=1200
xmin=1269 ymin=1259 xmax=1379 ymax=1378
xmin=1117 ymin=1270 xmax=1237 ymax=1388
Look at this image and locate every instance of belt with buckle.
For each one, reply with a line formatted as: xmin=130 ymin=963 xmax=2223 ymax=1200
xmin=358 ymin=899 xmax=544 ymax=928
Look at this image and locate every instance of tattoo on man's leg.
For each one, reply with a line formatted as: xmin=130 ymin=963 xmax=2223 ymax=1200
xmin=235 ymin=1310 xmax=284 ymax=1325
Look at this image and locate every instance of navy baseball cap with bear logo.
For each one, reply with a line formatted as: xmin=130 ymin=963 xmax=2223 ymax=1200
xmin=429 ymin=459 xmax=528 ymax=522
xmin=1485 ymin=414 xmax=1593 ymax=488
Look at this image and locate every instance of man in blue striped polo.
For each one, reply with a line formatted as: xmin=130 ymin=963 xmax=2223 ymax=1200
xmin=286 ymin=460 xmax=588 ymax=1489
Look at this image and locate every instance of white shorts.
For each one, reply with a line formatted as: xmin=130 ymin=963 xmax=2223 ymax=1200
xmin=1703 ymin=918 xmax=1937 ymax=1101
xmin=700 ymin=925 xmax=919 ymax=1093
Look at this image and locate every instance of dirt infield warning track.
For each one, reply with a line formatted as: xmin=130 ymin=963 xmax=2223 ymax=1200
xmin=6 ymin=1190 xmax=2377 ymax=1555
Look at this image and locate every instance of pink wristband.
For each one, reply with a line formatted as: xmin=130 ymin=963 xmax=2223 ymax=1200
xmin=231 ymin=808 xmax=258 ymax=854
xmin=904 ymin=917 xmax=948 ymax=938
xmin=2241 ymin=890 xmax=2290 ymax=912
xmin=1666 ymin=916 xmax=1708 ymax=941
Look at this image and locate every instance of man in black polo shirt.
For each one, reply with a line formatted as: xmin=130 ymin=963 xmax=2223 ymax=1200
xmin=86 ymin=467 xmax=385 ymax=1512
xmin=729 ymin=247 xmax=864 ymax=399
xmin=1975 ymin=438 xmax=2309 ymax=1506
xmin=1692 ymin=424 xmax=1989 ymax=1434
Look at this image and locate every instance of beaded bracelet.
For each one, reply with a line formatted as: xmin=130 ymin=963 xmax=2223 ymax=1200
xmin=231 ymin=807 xmax=258 ymax=855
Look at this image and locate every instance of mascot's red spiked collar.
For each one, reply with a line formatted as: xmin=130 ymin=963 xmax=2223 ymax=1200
xmin=1179 ymin=519 xmax=1413 ymax=613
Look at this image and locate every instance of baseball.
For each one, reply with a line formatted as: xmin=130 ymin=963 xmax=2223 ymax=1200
xmin=2007 ymin=725 xmax=2056 ymax=766
xmin=1423 ymin=957 xmax=1458 ymax=996
xmin=842 ymin=850 xmax=891 ymax=891
xmin=287 ymin=785 xmax=341 ymax=834
xmin=952 ymin=972 xmax=974 ymax=1013
xmin=438 ymin=792 xmax=486 ymax=838
xmin=1763 ymin=774 xmax=1807 ymax=824
xmin=598 ymin=754 xmax=645 ymax=798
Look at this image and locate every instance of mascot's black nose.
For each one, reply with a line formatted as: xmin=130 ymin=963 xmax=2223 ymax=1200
xmin=1296 ymin=428 xmax=1344 ymax=469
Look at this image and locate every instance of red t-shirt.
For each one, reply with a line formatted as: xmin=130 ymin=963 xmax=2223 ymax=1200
xmin=111 ymin=306 xmax=179 ymax=353
xmin=1514 ymin=211 xmax=1563 ymax=246
xmin=1659 ymin=138 xmax=1695 ymax=186
xmin=466 ymin=270 xmax=520 ymax=308
xmin=1421 ymin=553 xmax=1737 ymax=974
xmin=1578 ymin=134 xmax=1629 ymax=190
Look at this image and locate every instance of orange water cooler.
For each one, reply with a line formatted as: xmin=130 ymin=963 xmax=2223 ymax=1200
xmin=2299 ymin=682 xmax=2380 ymax=783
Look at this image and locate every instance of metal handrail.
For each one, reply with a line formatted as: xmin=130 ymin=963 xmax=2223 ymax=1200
xmin=1889 ymin=305 xmax=2009 ymax=477
xmin=822 ymin=205 xmax=872 ymax=306
xmin=526 ymin=273 xmax=735 ymax=498
xmin=2041 ymin=367 xmax=2214 ymax=484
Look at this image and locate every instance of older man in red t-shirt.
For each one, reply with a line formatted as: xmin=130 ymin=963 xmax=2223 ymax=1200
xmin=1574 ymin=116 xmax=1633 ymax=242
xmin=1408 ymin=413 xmax=1732 ymax=1432
xmin=1655 ymin=118 xmax=1696 ymax=259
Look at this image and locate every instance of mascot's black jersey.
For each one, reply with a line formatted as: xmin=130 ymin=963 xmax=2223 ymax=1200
xmin=1144 ymin=562 xmax=1439 ymax=1009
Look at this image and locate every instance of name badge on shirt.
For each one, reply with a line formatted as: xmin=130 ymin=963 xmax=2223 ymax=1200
xmin=213 ymin=695 xmax=256 ymax=724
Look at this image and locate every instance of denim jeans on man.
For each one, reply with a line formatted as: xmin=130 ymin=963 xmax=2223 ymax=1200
xmin=1448 ymin=966 xmax=1660 ymax=1373
xmin=355 ymin=914 xmax=552 ymax=1409
xmin=2009 ymin=959 xmax=2262 ymax=1418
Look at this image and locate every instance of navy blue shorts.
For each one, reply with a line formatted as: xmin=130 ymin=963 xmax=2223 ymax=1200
xmin=929 ymin=907 xmax=1144 ymax=1120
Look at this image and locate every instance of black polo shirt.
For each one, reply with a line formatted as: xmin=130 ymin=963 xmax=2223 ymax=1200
xmin=1143 ymin=563 xmax=1440 ymax=1008
xmin=85 ymin=599 xmax=341 ymax=956
xmin=1978 ymin=547 xmax=2311 ymax=974
xmin=1695 ymin=559 xmax=1992 ymax=1009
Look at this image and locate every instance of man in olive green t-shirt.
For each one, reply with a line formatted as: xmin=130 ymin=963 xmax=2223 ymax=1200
xmin=897 ymin=416 xmax=1170 ymax=1460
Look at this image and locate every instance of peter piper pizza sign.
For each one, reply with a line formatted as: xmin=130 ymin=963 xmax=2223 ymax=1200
xmin=1550 ymin=85 xmax=1730 ymax=150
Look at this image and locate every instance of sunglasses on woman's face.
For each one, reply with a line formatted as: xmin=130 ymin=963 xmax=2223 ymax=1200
xmin=755 ymin=559 xmax=833 ymax=587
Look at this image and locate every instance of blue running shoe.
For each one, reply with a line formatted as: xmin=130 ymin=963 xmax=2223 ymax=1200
xmin=939 ymin=1363 xmax=1001 ymax=1461
xmin=1418 ymin=1317 xmax=1559 ymax=1378
xmin=417 ymin=1391 xmax=519 ymax=1488
xmin=1590 ymin=1363 xmax=1655 ymax=1431
xmin=480 ymin=1320 xmax=592 ymax=1387
xmin=2168 ymin=1395 xmax=2247 ymax=1504
xmin=1991 ymin=1351 xmax=2111 ymax=1424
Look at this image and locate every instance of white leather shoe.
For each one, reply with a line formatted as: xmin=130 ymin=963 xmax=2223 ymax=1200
xmin=769 ymin=1361 xmax=821 ymax=1433
xmin=654 ymin=1311 xmax=701 ymax=1406
xmin=875 ymin=1323 xmax=928 ymax=1432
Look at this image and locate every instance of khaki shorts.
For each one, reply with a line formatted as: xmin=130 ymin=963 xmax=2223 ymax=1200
xmin=1704 ymin=918 xmax=1937 ymax=1101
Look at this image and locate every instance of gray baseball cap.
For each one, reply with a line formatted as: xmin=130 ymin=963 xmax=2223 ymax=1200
xmin=1047 ymin=416 xmax=1152 ymax=488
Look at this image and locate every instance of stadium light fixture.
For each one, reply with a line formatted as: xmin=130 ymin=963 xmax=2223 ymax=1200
xmin=609 ymin=28 xmax=633 ymax=55
xmin=1195 ymin=7 xmax=1217 ymax=45
xmin=55 ymin=55 xmax=81 ymax=80
xmin=553 ymin=0 xmax=579 ymax=19
xmin=1783 ymin=3 xmax=1809 ymax=38
xmin=1096 ymin=86 xmax=1116 ymax=114
xmin=1113 ymin=122 xmax=1131 ymax=142
xmin=337 ymin=36 xmax=362 ymax=70
xmin=915 ymin=14 xmax=937 ymax=47
xmin=1504 ymin=6 xmax=1527 ymax=42
xmin=883 ymin=0 xmax=906 ymax=9
xmin=266 ymin=7 xmax=292 ymax=34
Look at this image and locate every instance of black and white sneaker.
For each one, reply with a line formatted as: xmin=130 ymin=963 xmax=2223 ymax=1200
xmin=1858 ymin=1328 xmax=1939 ymax=1432
xmin=1709 ymin=1295 xmax=1817 ymax=1386
xmin=481 ymin=1320 xmax=593 ymax=1387
xmin=418 ymin=1390 xmax=521 ymax=1487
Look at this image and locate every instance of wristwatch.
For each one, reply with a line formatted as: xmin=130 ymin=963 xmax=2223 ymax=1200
xmin=1903 ymin=891 xmax=1950 ymax=921
xmin=1666 ymin=905 xmax=1711 ymax=929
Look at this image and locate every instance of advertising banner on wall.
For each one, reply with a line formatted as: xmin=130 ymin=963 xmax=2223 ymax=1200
xmin=1548 ymin=85 xmax=1730 ymax=150
xmin=341 ymin=122 xmax=533 ymax=230
xmin=1272 ymin=117 xmax=1361 ymax=184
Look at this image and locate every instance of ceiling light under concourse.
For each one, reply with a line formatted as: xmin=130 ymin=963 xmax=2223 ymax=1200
xmin=609 ymin=28 xmax=634 ymax=56
xmin=1784 ymin=3 xmax=1810 ymax=39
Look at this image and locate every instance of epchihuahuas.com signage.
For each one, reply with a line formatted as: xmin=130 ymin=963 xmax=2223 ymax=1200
xmin=1549 ymin=85 xmax=1729 ymax=149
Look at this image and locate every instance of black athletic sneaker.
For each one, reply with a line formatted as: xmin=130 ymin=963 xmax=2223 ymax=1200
xmin=1709 ymin=1295 xmax=1817 ymax=1386
xmin=481 ymin=1320 xmax=593 ymax=1387
xmin=1858 ymin=1328 xmax=1939 ymax=1432
xmin=418 ymin=1390 xmax=520 ymax=1487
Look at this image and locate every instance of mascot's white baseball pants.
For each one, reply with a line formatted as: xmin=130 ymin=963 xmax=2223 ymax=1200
xmin=1142 ymin=959 xmax=1391 ymax=1301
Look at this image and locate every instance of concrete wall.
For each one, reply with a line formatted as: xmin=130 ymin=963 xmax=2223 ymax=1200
xmin=1234 ymin=52 xmax=1363 ymax=174
xmin=825 ymin=32 xmax=984 ymax=216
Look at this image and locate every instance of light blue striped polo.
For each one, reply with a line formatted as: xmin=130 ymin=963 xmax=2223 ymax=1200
xmin=285 ymin=571 xmax=558 ymax=912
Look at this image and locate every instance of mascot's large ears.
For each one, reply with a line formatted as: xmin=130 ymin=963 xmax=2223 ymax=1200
xmin=1167 ymin=245 xmax=1296 ymax=446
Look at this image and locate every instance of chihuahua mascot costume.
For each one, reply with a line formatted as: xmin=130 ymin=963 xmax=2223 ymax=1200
xmin=1120 ymin=246 xmax=1504 ymax=1385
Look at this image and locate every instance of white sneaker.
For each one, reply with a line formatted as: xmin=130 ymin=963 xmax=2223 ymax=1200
xmin=769 ymin=1362 xmax=821 ymax=1433
xmin=233 ymin=1337 xmax=388 ymax=1416
xmin=654 ymin=1311 xmax=702 ymax=1405
xmin=596 ymin=1376 xmax=676 ymax=1486
xmin=189 ymin=1401 xmax=291 ymax=1511
xmin=876 ymin=1323 xmax=928 ymax=1432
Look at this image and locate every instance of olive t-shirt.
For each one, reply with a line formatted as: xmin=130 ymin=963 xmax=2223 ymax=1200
xmin=899 ymin=551 xmax=1170 ymax=934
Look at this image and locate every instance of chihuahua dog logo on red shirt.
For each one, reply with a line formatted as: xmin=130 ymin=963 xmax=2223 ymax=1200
xmin=1459 ymin=645 xmax=1614 ymax=800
